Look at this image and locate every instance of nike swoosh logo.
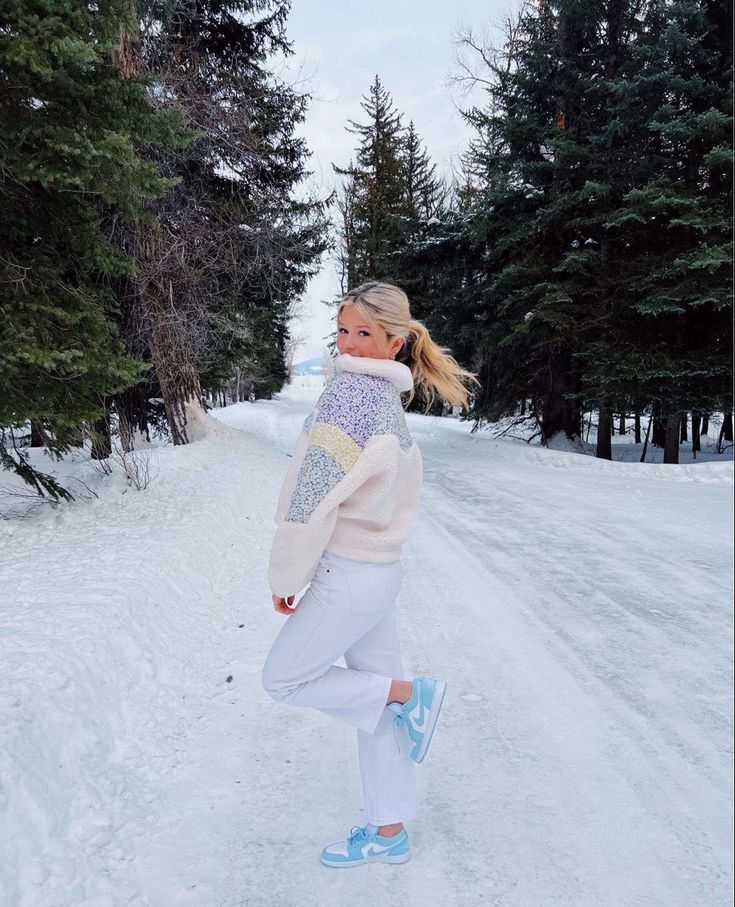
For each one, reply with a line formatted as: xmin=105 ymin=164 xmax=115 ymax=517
xmin=364 ymin=844 xmax=394 ymax=856
xmin=411 ymin=693 xmax=428 ymax=733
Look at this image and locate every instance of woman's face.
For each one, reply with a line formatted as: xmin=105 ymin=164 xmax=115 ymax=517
xmin=336 ymin=303 xmax=403 ymax=360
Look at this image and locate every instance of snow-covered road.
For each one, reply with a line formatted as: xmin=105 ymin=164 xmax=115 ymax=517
xmin=404 ymin=429 xmax=732 ymax=905
xmin=1 ymin=379 xmax=732 ymax=906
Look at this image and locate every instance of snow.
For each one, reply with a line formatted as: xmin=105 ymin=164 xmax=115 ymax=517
xmin=487 ymin=413 xmax=734 ymax=471
xmin=1 ymin=376 xmax=732 ymax=906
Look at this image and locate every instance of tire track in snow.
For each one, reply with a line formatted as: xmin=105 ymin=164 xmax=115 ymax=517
xmin=397 ymin=446 xmax=732 ymax=905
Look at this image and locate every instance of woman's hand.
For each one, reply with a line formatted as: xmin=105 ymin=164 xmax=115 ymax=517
xmin=272 ymin=593 xmax=296 ymax=615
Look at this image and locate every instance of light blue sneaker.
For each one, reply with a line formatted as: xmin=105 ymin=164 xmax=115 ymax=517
xmin=320 ymin=825 xmax=410 ymax=867
xmin=392 ymin=676 xmax=447 ymax=764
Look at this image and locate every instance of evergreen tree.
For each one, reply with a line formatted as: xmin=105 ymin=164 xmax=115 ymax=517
xmin=401 ymin=120 xmax=446 ymax=230
xmin=333 ymin=75 xmax=407 ymax=285
xmin=0 ymin=0 xmax=178 ymax=494
xmin=390 ymin=119 xmax=448 ymax=303
xmin=334 ymin=160 xmax=360 ymax=294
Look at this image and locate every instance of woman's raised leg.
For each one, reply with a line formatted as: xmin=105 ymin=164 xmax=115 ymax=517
xmin=261 ymin=554 xmax=397 ymax=735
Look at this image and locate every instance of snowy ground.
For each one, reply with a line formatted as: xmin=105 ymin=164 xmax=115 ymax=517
xmin=488 ymin=410 xmax=733 ymax=465
xmin=0 ymin=377 xmax=732 ymax=907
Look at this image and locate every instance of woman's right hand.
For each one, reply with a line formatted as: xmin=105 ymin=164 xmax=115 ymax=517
xmin=272 ymin=593 xmax=296 ymax=615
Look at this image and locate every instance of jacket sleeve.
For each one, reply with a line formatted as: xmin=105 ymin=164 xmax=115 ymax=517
xmin=267 ymin=376 xmax=386 ymax=598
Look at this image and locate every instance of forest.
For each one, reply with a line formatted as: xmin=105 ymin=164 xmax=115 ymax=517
xmin=1 ymin=0 xmax=732 ymax=501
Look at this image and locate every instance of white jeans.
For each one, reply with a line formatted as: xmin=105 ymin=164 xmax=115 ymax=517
xmin=261 ymin=549 xmax=417 ymax=825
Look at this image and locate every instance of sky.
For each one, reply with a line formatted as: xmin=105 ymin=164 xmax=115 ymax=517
xmin=278 ymin=0 xmax=512 ymax=362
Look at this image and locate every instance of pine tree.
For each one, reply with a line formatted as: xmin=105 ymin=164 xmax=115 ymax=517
xmin=390 ymin=120 xmax=449 ymax=305
xmin=0 ymin=0 xmax=178 ymax=494
xmin=333 ymin=75 xmax=407 ymax=285
xmin=401 ymin=120 xmax=446 ymax=230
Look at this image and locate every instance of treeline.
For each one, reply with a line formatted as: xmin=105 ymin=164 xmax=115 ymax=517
xmin=332 ymin=0 xmax=733 ymax=462
xmin=1 ymin=0 xmax=731 ymax=499
xmin=1 ymin=0 xmax=329 ymax=496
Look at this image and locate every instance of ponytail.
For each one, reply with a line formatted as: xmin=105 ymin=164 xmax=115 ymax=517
xmin=400 ymin=319 xmax=480 ymax=413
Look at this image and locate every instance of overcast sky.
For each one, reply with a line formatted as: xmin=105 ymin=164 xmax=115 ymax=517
xmin=278 ymin=0 xmax=510 ymax=362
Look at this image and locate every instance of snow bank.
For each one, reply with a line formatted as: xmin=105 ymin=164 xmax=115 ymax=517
xmin=521 ymin=444 xmax=734 ymax=484
xmin=0 ymin=425 xmax=280 ymax=905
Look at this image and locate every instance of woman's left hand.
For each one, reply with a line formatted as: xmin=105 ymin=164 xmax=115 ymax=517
xmin=272 ymin=593 xmax=296 ymax=615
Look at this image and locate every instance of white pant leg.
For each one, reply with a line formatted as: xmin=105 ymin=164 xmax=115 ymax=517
xmin=344 ymin=606 xmax=418 ymax=826
xmin=261 ymin=551 xmax=400 ymax=734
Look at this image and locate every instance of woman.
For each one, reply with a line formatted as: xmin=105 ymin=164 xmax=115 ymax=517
xmin=262 ymin=281 xmax=478 ymax=868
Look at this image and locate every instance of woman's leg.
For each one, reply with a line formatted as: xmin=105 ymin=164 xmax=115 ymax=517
xmin=261 ymin=553 xmax=399 ymax=735
xmin=344 ymin=605 xmax=418 ymax=829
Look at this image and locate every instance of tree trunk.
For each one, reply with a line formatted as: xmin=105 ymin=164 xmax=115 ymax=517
xmin=30 ymin=420 xmax=45 ymax=447
xmin=723 ymin=411 xmax=733 ymax=442
xmin=618 ymin=412 xmax=625 ymax=435
xmin=148 ymin=282 xmax=205 ymax=446
xmin=652 ymin=399 xmax=666 ymax=447
xmin=111 ymin=12 xmax=185 ymax=450
xmin=91 ymin=396 xmax=112 ymax=460
xmin=137 ymin=207 xmax=206 ymax=446
xmin=541 ymin=4 xmax=585 ymax=446
xmin=108 ymin=2 xmax=152 ymax=453
xmin=634 ymin=410 xmax=641 ymax=444
xmin=596 ymin=405 xmax=613 ymax=460
xmin=691 ymin=411 xmax=701 ymax=455
xmin=541 ymin=345 xmax=581 ymax=442
xmin=118 ymin=410 xmax=133 ymax=453
xmin=680 ymin=415 xmax=688 ymax=443
xmin=663 ymin=412 xmax=681 ymax=464
xmin=115 ymin=384 xmax=150 ymax=453
xmin=701 ymin=413 xmax=709 ymax=436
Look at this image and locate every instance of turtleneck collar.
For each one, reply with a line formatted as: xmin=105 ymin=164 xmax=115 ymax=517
xmin=335 ymin=353 xmax=414 ymax=393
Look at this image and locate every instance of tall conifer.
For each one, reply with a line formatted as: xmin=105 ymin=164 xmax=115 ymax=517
xmin=333 ymin=75 xmax=407 ymax=284
xmin=0 ymin=0 xmax=178 ymax=493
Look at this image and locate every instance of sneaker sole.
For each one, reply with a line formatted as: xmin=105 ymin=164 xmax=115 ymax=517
xmin=320 ymin=852 xmax=410 ymax=868
xmin=413 ymin=679 xmax=447 ymax=764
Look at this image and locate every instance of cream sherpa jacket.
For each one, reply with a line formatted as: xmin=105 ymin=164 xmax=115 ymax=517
xmin=267 ymin=353 xmax=424 ymax=598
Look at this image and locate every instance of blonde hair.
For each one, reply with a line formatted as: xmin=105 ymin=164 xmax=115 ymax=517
xmin=337 ymin=281 xmax=480 ymax=412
